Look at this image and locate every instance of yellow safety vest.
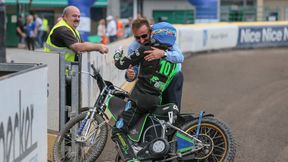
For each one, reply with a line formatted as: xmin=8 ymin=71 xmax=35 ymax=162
xmin=42 ymin=18 xmax=49 ymax=32
xmin=44 ymin=19 xmax=81 ymax=62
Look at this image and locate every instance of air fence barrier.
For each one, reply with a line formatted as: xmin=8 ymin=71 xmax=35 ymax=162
xmin=3 ymin=21 xmax=288 ymax=161
xmin=175 ymin=21 xmax=288 ymax=53
xmin=0 ymin=63 xmax=48 ymax=162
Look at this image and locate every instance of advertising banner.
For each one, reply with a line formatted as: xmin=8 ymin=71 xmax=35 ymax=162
xmin=0 ymin=64 xmax=47 ymax=162
xmin=237 ymin=25 xmax=288 ymax=48
xmin=176 ymin=25 xmax=238 ymax=52
xmin=7 ymin=51 xmax=60 ymax=131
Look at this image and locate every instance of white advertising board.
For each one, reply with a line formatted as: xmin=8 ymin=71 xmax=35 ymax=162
xmin=176 ymin=25 xmax=238 ymax=52
xmin=7 ymin=50 xmax=60 ymax=131
xmin=0 ymin=65 xmax=47 ymax=162
xmin=237 ymin=25 xmax=288 ymax=48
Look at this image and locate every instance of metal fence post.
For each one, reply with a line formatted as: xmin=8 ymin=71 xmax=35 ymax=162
xmin=58 ymin=53 xmax=81 ymax=161
xmin=70 ymin=56 xmax=81 ymax=162
xmin=59 ymin=53 xmax=66 ymax=131
xmin=58 ymin=53 xmax=67 ymax=159
xmin=71 ymin=61 xmax=80 ymax=117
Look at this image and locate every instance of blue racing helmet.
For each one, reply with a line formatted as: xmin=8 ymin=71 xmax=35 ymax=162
xmin=151 ymin=22 xmax=176 ymax=47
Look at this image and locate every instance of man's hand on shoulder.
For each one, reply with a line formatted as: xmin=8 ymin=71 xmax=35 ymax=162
xmin=143 ymin=47 xmax=165 ymax=61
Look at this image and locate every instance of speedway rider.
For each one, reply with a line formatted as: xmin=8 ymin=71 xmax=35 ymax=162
xmin=112 ymin=22 xmax=180 ymax=162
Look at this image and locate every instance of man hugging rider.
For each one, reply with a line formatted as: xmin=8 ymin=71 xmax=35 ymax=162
xmin=112 ymin=22 xmax=180 ymax=162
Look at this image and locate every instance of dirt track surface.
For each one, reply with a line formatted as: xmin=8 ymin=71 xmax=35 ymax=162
xmin=97 ymin=47 xmax=288 ymax=162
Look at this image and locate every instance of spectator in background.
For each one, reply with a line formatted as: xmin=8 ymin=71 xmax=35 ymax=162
xmin=124 ymin=17 xmax=132 ymax=38
xmin=42 ymin=16 xmax=50 ymax=43
xmin=106 ymin=15 xmax=117 ymax=43
xmin=24 ymin=15 xmax=37 ymax=50
xmin=44 ymin=5 xmax=108 ymax=107
xmin=16 ymin=15 xmax=26 ymax=46
xmin=115 ymin=16 xmax=123 ymax=39
xmin=97 ymin=19 xmax=108 ymax=44
xmin=158 ymin=17 xmax=163 ymax=22
xmin=34 ymin=14 xmax=44 ymax=48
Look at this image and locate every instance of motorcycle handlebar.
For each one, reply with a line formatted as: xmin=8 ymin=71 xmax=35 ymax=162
xmin=90 ymin=64 xmax=106 ymax=91
xmin=90 ymin=64 xmax=129 ymax=98
xmin=111 ymin=89 xmax=129 ymax=99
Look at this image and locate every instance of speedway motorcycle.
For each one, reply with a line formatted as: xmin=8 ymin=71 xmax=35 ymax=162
xmin=53 ymin=64 xmax=236 ymax=162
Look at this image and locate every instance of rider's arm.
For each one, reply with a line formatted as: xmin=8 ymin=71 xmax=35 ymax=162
xmin=115 ymin=46 xmax=147 ymax=70
xmin=115 ymin=56 xmax=133 ymax=70
xmin=125 ymin=42 xmax=141 ymax=81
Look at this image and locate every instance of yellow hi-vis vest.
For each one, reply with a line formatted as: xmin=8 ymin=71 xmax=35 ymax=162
xmin=44 ymin=19 xmax=81 ymax=62
xmin=42 ymin=18 xmax=49 ymax=32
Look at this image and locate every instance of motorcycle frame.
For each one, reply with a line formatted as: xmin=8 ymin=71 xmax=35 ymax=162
xmin=75 ymin=66 xmax=209 ymax=161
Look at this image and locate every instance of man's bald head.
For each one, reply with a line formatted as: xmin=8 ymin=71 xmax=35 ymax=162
xmin=62 ymin=6 xmax=79 ymax=17
xmin=62 ymin=5 xmax=80 ymax=29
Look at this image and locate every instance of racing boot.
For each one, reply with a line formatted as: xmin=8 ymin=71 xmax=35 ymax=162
xmin=112 ymin=131 xmax=138 ymax=162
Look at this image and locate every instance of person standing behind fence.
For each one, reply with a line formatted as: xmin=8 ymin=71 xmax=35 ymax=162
xmin=24 ymin=15 xmax=37 ymax=51
xmin=115 ymin=16 xmax=123 ymax=39
xmin=41 ymin=16 xmax=50 ymax=43
xmin=34 ymin=14 xmax=44 ymax=48
xmin=44 ymin=5 xmax=108 ymax=106
xmin=44 ymin=5 xmax=108 ymax=62
xmin=16 ymin=15 xmax=26 ymax=46
xmin=97 ymin=19 xmax=108 ymax=44
xmin=106 ymin=15 xmax=117 ymax=43
xmin=124 ymin=17 xmax=132 ymax=38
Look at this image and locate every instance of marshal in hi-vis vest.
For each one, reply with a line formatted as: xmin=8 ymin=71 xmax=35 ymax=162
xmin=44 ymin=19 xmax=81 ymax=62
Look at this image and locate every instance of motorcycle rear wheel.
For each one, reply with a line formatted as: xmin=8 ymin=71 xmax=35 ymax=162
xmin=172 ymin=117 xmax=236 ymax=162
xmin=53 ymin=113 xmax=108 ymax=162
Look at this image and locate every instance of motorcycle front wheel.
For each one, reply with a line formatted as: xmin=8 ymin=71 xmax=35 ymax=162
xmin=53 ymin=113 xmax=108 ymax=162
xmin=172 ymin=117 xmax=236 ymax=162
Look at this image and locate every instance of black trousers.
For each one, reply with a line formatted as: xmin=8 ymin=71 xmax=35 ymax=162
xmin=162 ymin=71 xmax=184 ymax=110
xmin=25 ymin=37 xmax=35 ymax=51
xmin=109 ymin=35 xmax=117 ymax=43
xmin=113 ymin=87 xmax=160 ymax=134
xmin=111 ymin=88 xmax=161 ymax=160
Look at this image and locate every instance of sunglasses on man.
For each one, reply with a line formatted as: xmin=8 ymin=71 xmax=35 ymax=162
xmin=134 ymin=34 xmax=149 ymax=40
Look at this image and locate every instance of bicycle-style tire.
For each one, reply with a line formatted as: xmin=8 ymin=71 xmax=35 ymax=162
xmin=53 ymin=112 xmax=108 ymax=162
xmin=172 ymin=117 xmax=236 ymax=162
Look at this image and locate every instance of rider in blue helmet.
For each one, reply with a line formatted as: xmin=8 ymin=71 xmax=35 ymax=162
xmin=112 ymin=22 xmax=179 ymax=162
xmin=150 ymin=22 xmax=177 ymax=48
